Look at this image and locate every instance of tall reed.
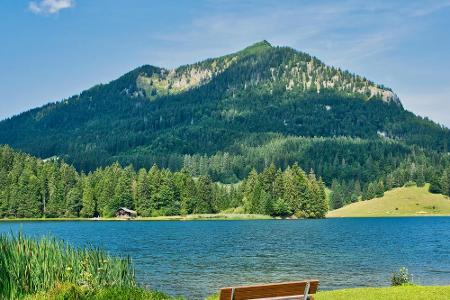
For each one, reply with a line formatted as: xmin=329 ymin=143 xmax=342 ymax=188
xmin=0 ymin=233 xmax=136 ymax=299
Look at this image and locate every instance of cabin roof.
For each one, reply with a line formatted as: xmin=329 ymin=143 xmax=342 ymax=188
xmin=117 ymin=207 xmax=137 ymax=215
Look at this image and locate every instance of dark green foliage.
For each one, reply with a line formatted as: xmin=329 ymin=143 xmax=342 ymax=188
xmin=330 ymin=180 xmax=344 ymax=209
xmin=440 ymin=170 xmax=450 ymax=196
xmin=429 ymin=173 xmax=442 ymax=194
xmin=391 ymin=267 xmax=413 ymax=286
xmin=375 ymin=181 xmax=385 ymax=198
xmin=416 ymin=167 xmax=426 ymax=187
xmin=360 ymin=152 xmax=450 ymax=201
xmin=241 ymin=164 xmax=327 ymax=217
xmin=0 ymin=145 xmax=327 ymax=218
xmin=193 ymin=176 xmax=215 ymax=214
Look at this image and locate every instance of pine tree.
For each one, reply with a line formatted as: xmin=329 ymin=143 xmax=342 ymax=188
xmin=260 ymin=163 xmax=276 ymax=196
xmin=441 ymin=170 xmax=449 ymax=196
xmin=243 ymin=169 xmax=260 ymax=214
xmin=273 ymin=197 xmax=291 ymax=217
xmin=317 ymin=179 xmax=328 ymax=217
xmin=385 ymin=174 xmax=395 ymax=190
xmin=113 ymin=172 xmax=133 ymax=211
xmin=98 ymin=164 xmax=121 ymax=217
xmin=282 ymin=168 xmax=297 ymax=215
xmin=66 ymin=183 xmax=82 ymax=217
xmin=194 ymin=175 xmax=215 ymax=214
xmin=429 ymin=172 xmax=442 ymax=194
xmin=136 ymin=168 xmax=151 ymax=216
xmin=16 ymin=164 xmax=41 ymax=218
xmin=260 ymin=189 xmax=274 ymax=216
xmin=80 ymin=177 xmax=96 ymax=217
xmin=158 ymin=174 xmax=179 ymax=215
xmin=0 ymin=169 xmax=8 ymax=218
xmin=45 ymin=164 xmax=65 ymax=217
xmin=295 ymin=166 xmax=312 ymax=214
xmin=376 ymin=180 xmax=385 ymax=198
xmin=330 ymin=179 xmax=344 ymax=209
xmin=273 ymin=169 xmax=285 ymax=201
xmin=365 ymin=182 xmax=377 ymax=200
xmin=174 ymin=169 xmax=196 ymax=215
xmin=416 ymin=166 xmax=425 ymax=187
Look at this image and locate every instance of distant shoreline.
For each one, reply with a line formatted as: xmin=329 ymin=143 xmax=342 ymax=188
xmin=2 ymin=213 xmax=450 ymax=222
xmin=327 ymin=214 xmax=450 ymax=218
xmin=0 ymin=213 xmax=275 ymax=222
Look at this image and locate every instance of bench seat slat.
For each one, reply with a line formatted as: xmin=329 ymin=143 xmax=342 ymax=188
xmin=219 ymin=280 xmax=319 ymax=300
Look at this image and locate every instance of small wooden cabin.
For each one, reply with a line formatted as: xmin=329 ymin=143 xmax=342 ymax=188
xmin=116 ymin=207 xmax=137 ymax=219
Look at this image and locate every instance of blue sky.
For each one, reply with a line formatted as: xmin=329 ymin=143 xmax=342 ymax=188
xmin=1 ymin=0 xmax=450 ymax=126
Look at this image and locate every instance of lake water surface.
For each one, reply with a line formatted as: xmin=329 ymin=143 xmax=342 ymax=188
xmin=1 ymin=218 xmax=450 ymax=299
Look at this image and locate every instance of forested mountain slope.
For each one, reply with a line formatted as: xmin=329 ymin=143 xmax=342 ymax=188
xmin=0 ymin=41 xmax=449 ymax=193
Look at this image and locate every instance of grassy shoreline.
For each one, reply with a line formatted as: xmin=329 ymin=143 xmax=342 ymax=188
xmin=0 ymin=213 xmax=274 ymax=222
xmin=4 ymin=212 xmax=450 ymax=223
xmin=3 ymin=213 xmax=450 ymax=222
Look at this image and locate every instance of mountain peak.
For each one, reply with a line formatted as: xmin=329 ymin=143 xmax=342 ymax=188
xmin=239 ymin=40 xmax=273 ymax=55
xmin=135 ymin=41 xmax=400 ymax=104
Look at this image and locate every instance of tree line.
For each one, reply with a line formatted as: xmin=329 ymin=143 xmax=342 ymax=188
xmin=329 ymin=151 xmax=450 ymax=209
xmin=0 ymin=146 xmax=327 ymax=219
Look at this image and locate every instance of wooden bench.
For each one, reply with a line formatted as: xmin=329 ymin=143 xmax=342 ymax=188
xmin=219 ymin=280 xmax=319 ymax=300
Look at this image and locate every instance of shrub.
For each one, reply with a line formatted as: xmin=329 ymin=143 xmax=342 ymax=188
xmin=221 ymin=206 xmax=245 ymax=214
xmin=391 ymin=267 xmax=413 ymax=286
xmin=404 ymin=181 xmax=416 ymax=187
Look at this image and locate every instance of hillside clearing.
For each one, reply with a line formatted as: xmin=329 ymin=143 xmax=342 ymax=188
xmin=327 ymin=184 xmax=450 ymax=217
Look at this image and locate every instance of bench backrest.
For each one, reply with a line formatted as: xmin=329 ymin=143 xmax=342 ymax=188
xmin=219 ymin=280 xmax=319 ymax=300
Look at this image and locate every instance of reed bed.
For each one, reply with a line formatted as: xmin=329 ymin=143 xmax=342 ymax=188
xmin=0 ymin=233 xmax=136 ymax=299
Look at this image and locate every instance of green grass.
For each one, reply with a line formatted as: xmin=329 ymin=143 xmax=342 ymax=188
xmin=0 ymin=233 xmax=135 ymax=299
xmin=26 ymin=283 xmax=179 ymax=300
xmin=315 ymin=285 xmax=450 ymax=300
xmin=208 ymin=286 xmax=450 ymax=300
xmin=327 ymin=184 xmax=450 ymax=218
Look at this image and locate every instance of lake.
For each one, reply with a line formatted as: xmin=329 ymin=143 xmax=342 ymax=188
xmin=1 ymin=218 xmax=450 ymax=299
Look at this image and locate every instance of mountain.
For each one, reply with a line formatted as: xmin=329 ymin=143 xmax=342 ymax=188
xmin=0 ymin=41 xmax=449 ymax=191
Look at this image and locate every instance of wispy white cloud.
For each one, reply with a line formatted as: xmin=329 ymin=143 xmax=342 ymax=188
xmin=149 ymin=0 xmax=450 ymax=68
xmin=150 ymin=0 xmax=407 ymax=67
xmin=28 ymin=0 xmax=74 ymax=15
xmin=406 ymin=0 xmax=450 ymax=17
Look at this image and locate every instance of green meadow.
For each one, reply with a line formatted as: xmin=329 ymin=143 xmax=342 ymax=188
xmin=327 ymin=184 xmax=450 ymax=218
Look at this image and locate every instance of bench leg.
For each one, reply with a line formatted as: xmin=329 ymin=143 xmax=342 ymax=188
xmin=303 ymin=281 xmax=310 ymax=300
